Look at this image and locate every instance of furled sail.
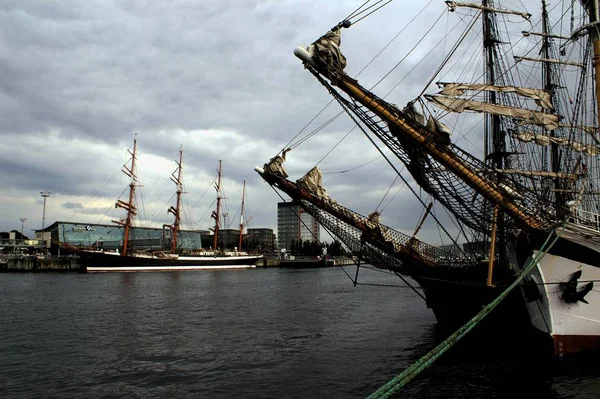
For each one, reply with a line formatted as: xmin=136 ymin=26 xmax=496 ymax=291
xmin=403 ymin=102 xmax=426 ymax=126
xmin=264 ymin=148 xmax=292 ymax=178
xmin=445 ymin=1 xmax=531 ymax=19
xmin=426 ymin=116 xmax=452 ymax=143
xmin=511 ymin=131 xmax=600 ymax=156
xmin=492 ymin=169 xmax=582 ymax=180
xmin=297 ymin=166 xmax=328 ymax=198
xmin=514 ymin=55 xmax=584 ymax=67
xmin=437 ymin=83 xmax=553 ymax=109
xmin=305 ymin=28 xmax=346 ymax=76
xmin=521 ymin=30 xmax=570 ymax=40
xmin=425 ymin=95 xmax=560 ymax=130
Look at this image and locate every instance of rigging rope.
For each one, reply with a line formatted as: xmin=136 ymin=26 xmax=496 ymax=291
xmin=366 ymin=225 xmax=566 ymax=399
xmin=380 ymin=183 xmax=406 ymax=214
xmin=417 ymin=10 xmax=481 ymax=98
xmin=371 ymin=8 xmax=446 ymax=91
xmin=267 ymin=181 xmax=426 ymax=303
xmin=344 ymin=0 xmax=373 ymax=21
xmin=323 ymin=75 xmax=472 ymax=258
xmin=375 ymin=175 xmax=398 ymax=213
xmin=322 ymin=151 xmax=390 ymax=174
xmin=291 ymin=110 xmax=344 ymax=149
xmin=350 ymin=0 xmax=394 ymax=26
xmin=280 ymin=0 xmax=433 ymax=154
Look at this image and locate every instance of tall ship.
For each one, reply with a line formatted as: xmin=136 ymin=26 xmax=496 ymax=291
xmin=256 ymin=0 xmax=599 ymax=356
xmin=79 ymin=139 xmax=263 ymax=272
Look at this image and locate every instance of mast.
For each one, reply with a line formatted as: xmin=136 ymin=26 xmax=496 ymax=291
xmin=483 ymin=0 xmax=502 ymax=172
xmin=168 ymin=147 xmax=183 ymax=253
xmin=293 ymin=2 xmax=557 ymax=233
xmin=541 ymin=0 xmax=561 ymax=207
xmin=590 ymin=0 xmax=600 ymax=128
xmin=482 ymin=0 xmax=505 ymax=279
xmin=212 ymin=160 xmax=223 ymax=252
xmin=114 ymin=138 xmax=138 ymax=256
xmin=238 ymin=180 xmax=246 ymax=251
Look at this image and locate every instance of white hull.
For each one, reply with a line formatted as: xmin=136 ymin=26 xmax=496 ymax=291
xmin=521 ymin=224 xmax=600 ymax=355
xmin=80 ymin=251 xmax=263 ymax=272
xmin=87 ymin=264 xmax=257 ymax=272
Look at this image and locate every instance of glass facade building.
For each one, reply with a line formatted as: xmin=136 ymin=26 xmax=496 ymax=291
xmin=41 ymin=221 xmax=202 ymax=253
xmin=246 ymin=228 xmax=275 ymax=254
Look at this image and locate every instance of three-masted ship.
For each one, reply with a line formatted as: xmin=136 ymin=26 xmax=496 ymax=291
xmin=257 ymin=0 xmax=599 ymax=356
xmin=80 ymin=140 xmax=263 ymax=272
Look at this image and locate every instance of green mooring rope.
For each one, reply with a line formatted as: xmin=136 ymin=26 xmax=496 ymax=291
xmin=366 ymin=227 xmax=564 ymax=399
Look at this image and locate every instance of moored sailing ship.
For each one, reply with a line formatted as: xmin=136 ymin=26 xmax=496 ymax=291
xmin=257 ymin=0 xmax=599 ymax=356
xmin=79 ymin=140 xmax=262 ymax=272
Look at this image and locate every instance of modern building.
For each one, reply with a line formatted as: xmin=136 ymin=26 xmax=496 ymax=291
xmin=37 ymin=221 xmax=203 ymax=254
xmin=277 ymin=201 xmax=320 ymax=253
xmin=199 ymin=229 xmax=238 ymax=251
xmin=1 ymin=231 xmax=45 ymax=254
xmin=217 ymin=228 xmax=241 ymax=251
xmin=200 ymin=228 xmax=275 ymax=254
xmin=246 ymin=228 xmax=276 ymax=254
xmin=32 ymin=220 xmax=279 ymax=256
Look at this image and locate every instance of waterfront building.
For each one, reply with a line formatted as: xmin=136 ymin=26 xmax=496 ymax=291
xmin=34 ymin=231 xmax=52 ymax=249
xmin=31 ymin=221 xmax=278 ymax=256
xmin=0 ymin=231 xmax=45 ymax=254
xmin=199 ymin=228 xmax=275 ymax=254
xmin=37 ymin=221 xmax=203 ymax=254
xmin=199 ymin=230 xmax=237 ymax=251
xmin=246 ymin=228 xmax=276 ymax=254
xmin=217 ymin=228 xmax=241 ymax=251
xmin=277 ymin=202 xmax=320 ymax=253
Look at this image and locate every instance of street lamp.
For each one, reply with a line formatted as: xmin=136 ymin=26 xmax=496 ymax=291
xmin=40 ymin=191 xmax=51 ymax=230
xmin=20 ymin=218 xmax=26 ymax=238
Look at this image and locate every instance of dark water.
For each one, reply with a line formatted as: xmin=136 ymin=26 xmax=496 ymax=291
xmin=0 ymin=267 xmax=598 ymax=398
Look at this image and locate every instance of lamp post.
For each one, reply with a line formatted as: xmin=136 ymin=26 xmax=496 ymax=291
xmin=40 ymin=191 xmax=51 ymax=230
xmin=20 ymin=218 xmax=26 ymax=238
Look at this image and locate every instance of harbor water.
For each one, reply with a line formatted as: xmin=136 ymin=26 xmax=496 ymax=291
xmin=1 ymin=267 xmax=598 ymax=398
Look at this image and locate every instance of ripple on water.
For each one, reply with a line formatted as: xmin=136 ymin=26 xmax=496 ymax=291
xmin=0 ymin=268 xmax=598 ymax=398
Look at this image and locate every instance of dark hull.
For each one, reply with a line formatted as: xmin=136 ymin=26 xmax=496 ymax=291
xmin=279 ymin=259 xmax=334 ymax=268
xmin=409 ymin=263 xmax=534 ymax=339
xmin=414 ymin=275 xmax=531 ymax=333
xmin=79 ymin=251 xmax=262 ymax=271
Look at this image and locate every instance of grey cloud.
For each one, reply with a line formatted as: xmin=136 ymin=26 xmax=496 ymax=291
xmin=61 ymin=202 xmax=83 ymax=209
xmin=0 ymin=0 xmax=468 ymax=247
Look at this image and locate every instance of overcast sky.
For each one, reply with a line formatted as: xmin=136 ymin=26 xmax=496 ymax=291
xmin=0 ymin=1 xmax=543 ymax=247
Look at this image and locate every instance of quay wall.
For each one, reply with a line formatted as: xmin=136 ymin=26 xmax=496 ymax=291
xmin=1 ymin=257 xmax=84 ymax=272
xmin=256 ymin=256 xmax=356 ymax=267
xmin=0 ymin=256 xmax=355 ymax=272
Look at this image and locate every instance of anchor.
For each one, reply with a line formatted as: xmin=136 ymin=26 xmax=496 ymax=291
xmin=561 ymin=270 xmax=594 ymax=304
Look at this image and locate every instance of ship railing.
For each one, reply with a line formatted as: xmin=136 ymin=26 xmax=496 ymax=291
xmin=570 ymin=207 xmax=600 ymax=231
